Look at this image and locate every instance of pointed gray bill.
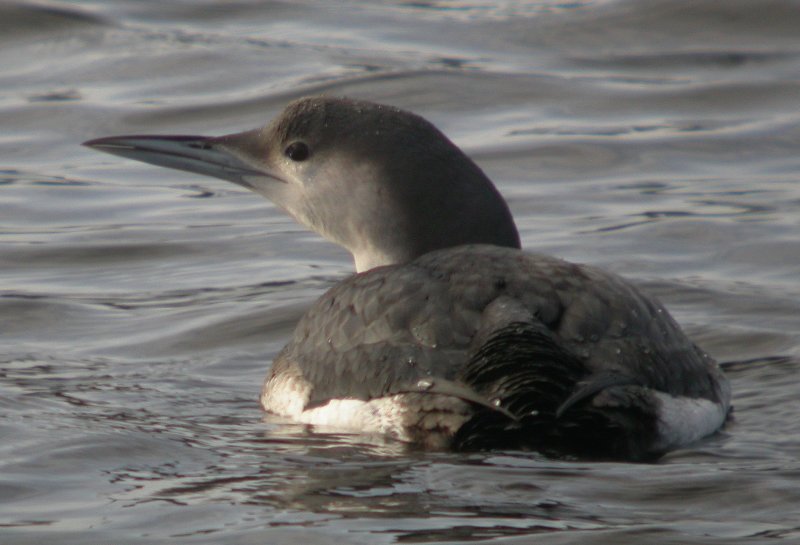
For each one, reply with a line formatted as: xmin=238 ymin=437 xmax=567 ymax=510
xmin=82 ymin=134 xmax=283 ymax=189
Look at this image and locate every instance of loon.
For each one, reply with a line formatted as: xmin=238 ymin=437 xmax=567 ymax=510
xmin=84 ymin=96 xmax=730 ymax=460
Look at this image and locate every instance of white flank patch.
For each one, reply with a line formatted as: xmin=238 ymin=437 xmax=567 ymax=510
xmin=294 ymin=397 xmax=412 ymax=440
xmin=261 ymin=376 xmax=411 ymax=440
xmin=653 ymin=392 xmax=729 ymax=452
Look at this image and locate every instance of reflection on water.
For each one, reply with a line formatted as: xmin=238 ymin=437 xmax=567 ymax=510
xmin=1 ymin=0 xmax=800 ymax=543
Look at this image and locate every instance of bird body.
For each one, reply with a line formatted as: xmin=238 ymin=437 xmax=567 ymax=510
xmin=85 ymin=96 xmax=731 ymax=460
xmin=262 ymin=245 xmax=728 ymax=459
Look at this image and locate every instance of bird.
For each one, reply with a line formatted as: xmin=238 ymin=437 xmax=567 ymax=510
xmin=84 ymin=96 xmax=731 ymax=461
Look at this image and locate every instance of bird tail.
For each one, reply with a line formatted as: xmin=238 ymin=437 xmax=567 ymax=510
xmin=451 ymin=322 xmax=658 ymax=460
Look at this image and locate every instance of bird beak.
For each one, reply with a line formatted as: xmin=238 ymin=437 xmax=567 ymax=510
xmin=83 ymin=130 xmax=283 ymax=189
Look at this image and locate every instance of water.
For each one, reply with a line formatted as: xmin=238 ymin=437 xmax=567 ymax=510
xmin=2 ymin=0 xmax=800 ymax=543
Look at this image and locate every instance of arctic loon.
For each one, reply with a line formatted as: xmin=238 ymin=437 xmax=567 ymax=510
xmin=84 ymin=96 xmax=731 ymax=460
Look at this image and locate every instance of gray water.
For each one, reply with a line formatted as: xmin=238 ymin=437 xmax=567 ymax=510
xmin=2 ymin=1 xmax=800 ymax=543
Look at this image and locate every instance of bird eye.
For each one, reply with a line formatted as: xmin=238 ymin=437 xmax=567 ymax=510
xmin=284 ymin=141 xmax=310 ymax=162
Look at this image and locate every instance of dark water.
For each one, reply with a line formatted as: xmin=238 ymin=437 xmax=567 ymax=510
xmin=2 ymin=1 xmax=800 ymax=543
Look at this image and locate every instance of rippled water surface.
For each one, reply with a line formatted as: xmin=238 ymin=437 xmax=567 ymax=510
xmin=2 ymin=1 xmax=800 ymax=543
